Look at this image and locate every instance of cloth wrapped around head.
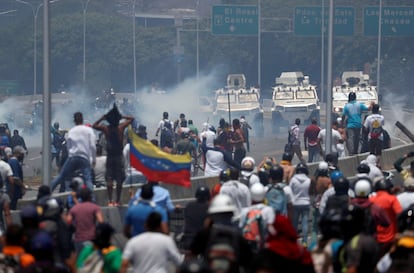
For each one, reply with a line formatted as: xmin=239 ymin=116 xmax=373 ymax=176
xmin=105 ymin=103 xmax=122 ymax=126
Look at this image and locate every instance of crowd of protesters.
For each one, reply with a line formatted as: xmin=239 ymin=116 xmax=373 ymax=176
xmin=0 ymin=91 xmax=411 ymax=272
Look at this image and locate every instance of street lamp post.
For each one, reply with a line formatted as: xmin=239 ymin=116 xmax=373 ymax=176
xmin=376 ymin=0 xmax=383 ymax=99
xmin=81 ymin=0 xmax=91 ymax=84
xmin=196 ymin=0 xmax=199 ymax=80
xmin=15 ymin=0 xmax=44 ymax=96
xmin=132 ymin=0 xmax=137 ymax=96
xmin=257 ymin=0 xmax=261 ymax=89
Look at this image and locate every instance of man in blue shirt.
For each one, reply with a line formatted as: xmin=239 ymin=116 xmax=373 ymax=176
xmin=130 ymin=181 xmax=175 ymax=212
xmin=341 ymin=92 xmax=371 ymax=156
xmin=123 ymin=183 xmax=169 ymax=238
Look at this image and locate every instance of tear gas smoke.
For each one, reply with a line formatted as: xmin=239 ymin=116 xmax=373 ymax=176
xmin=0 ymin=72 xmax=223 ymax=147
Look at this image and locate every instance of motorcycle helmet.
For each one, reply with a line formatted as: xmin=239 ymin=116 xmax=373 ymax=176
xmin=282 ymin=152 xmax=292 ymax=162
xmin=397 ymin=204 xmax=414 ymax=233
xmin=295 ymin=163 xmax=309 ymax=175
xmin=250 ymin=183 xmax=266 ymax=202
xmin=354 ymin=179 xmax=372 ymax=197
xmin=219 ymin=169 xmax=230 ymax=183
xmin=357 ymin=163 xmax=370 ymax=174
xmin=333 ymin=177 xmax=350 ymax=195
xmin=330 ymin=170 xmax=344 ymax=183
xmin=374 ymin=176 xmax=393 ymax=192
xmin=195 ymin=186 xmax=211 ymax=202
xmin=208 ymin=194 xmax=236 ymax=214
xmin=269 ymin=165 xmax=284 ymax=182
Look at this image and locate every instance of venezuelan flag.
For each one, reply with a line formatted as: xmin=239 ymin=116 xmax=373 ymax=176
xmin=128 ymin=127 xmax=192 ymax=187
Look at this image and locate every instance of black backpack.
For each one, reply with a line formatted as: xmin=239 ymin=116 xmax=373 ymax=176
xmin=53 ymin=132 xmax=65 ymax=150
xmin=205 ymin=224 xmax=240 ymax=273
xmin=161 ymin=120 xmax=174 ymax=148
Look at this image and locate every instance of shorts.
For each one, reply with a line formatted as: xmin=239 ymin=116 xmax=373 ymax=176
xmin=368 ymin=138 xmax=383 ymax=156
xmin=105 ymin=155 xmax=125 ymax=184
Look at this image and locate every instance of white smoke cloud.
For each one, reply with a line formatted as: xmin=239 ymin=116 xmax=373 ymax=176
xmin=0 ymin=72 xmax=222 ymax=147
xmin=381 ymin=90 xmax=414 ymax=144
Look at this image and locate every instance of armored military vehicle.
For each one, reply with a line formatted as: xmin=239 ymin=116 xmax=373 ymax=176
xmin=271 ymin=72 xmax=320 ymax=133
xmin=332 ymin=71 xmax=378 ymax=117
xmin=213 ymin=74 xmax=264 ymax=137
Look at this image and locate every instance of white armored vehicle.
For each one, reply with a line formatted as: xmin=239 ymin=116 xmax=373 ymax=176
xmin=271 ymin=72 xmax=320 ymax=133
xmin=332 ymin=71 xmax=378 ymax=117
xmin=214 ymin=74 xmax=264 ymax=136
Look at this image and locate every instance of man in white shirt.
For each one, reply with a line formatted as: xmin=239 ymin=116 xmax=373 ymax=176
xmin=219 ymin=168 xmax=251 ymax=218
xmin=365 ymin=154 xmax=383 ymax=182
xmin=317 ymin=121 xmax=342 ymax=158
xmin=364 ymin=104 xmax=385 ymax=162
xmin=120 ymin=211 xmax=183 ymax=273
xmin=51 ymin=112 xmax=96 ymax=192
xmin=199 ymin=123 xmax=216 ymax=148
xmin=203 ymin=139 xmax=240 ymax=177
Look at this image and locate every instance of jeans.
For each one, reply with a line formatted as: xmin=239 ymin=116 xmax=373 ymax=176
xmin=292 ymin=205 xmax=310 ymax=244
xmin=51 ymin=156 xmax=93 ymax=192
xmin=307 ymin=145 xmax=320 ymax=163
xmin=346 ymin=127 xmax=361 ymax=156
xmin=233 ymin=147 xmax=246 ymax=166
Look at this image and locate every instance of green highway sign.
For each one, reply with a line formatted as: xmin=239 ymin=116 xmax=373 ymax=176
xmin=294 ymin=6 xmax=355 ymax=36
xmin=212 ymin=5 xmax=258 ymax=36
xmin=364 ymin=6 xmax=414 ymax=36
xmin=0 ymin=80 xmax=18 ymax=95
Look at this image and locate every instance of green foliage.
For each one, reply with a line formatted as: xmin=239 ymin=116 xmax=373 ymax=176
xmin=0 ymin=0 xmax=413 ymax=98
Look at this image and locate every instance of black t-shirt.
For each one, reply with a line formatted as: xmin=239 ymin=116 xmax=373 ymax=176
xmin=181 ymin=201 xmax=209 ymax=249
xmin=190 ymin=225 xmax=253 ymax=272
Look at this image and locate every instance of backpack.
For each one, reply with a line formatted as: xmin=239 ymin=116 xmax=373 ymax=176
xmin=239 ymin=174 xmax=252 ymax=187
xmin=288 ymin=126 xmax=297 ymax=144
xmin=52 ymin=132 xmax=65 ymax=150
xmin=78 ymin=250 xmax=104 ymax=273
xmin=370 ymin=118 xmax=383 ymax=139
xmin=161 ymin=120 xmax=174 ymax=148
xmin=241 ymin=207 xmax=266 ymax=251
xmin=206 ymin=224 xmax=240 ymax=273
xmin=266 ymin=183 xmax=287 ymax=215
xmin=0 ymin=253 xmax=22 ymax=273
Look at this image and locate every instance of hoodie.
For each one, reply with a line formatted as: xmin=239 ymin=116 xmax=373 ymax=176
xmin=289 ymin=173 xmax=311 ymax=206
xmin=351 ymin=197 xmax=391 ymax=234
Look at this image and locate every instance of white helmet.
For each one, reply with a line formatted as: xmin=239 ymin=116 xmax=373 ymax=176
xmin=241 ymin=156 xmax=256 ymax=177
xmin=241 ymin=156 xmax=255 ymax=170
xmin=318 ymin=161 xmax=328 ymax=171
xmin=366 ymin=154 xmax=377 ymax=165
xmin=250 ymin=183 xmax=266 ymax=202
xmin=355 ymin=179 xmax=372 ymax=197
xmin=208 ymin=194 xmax=236 ymax=214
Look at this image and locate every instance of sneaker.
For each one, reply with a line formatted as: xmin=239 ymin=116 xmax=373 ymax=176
xmin=108 ymin=201 xmax=115 ymax=207
xmin=114 ymin=202 xmax=121 ymax=207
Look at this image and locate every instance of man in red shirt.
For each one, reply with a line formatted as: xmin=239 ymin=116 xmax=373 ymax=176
xmin=303 ymin=118 xmax=321 ymax=163
xmin=370 ymin=177 xmax=402 ymax=257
